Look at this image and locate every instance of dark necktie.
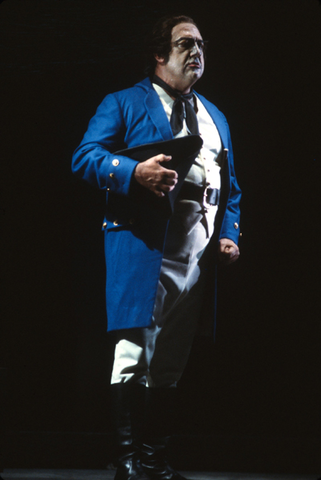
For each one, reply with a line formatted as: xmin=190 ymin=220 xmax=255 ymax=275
xmin=153 ymin=75 xmax=199 ymax=136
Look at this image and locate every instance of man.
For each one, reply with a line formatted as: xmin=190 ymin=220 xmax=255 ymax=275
xmin=72 ymin=15 xmax=241 ymax=480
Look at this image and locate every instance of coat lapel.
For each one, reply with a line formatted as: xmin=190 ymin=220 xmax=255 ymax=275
xmin=137 ymin=78 xmax=173 ymax=142
xmin=195 ymin=93 xmax=229 ymax=148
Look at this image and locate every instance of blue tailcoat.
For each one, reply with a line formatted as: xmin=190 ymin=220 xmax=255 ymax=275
xmin=72 ymin=77 xmax=241 ymax=332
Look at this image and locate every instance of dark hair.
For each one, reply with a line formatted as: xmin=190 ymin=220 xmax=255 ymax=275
xmin=145 ymin=15 xmax=199 ymax=76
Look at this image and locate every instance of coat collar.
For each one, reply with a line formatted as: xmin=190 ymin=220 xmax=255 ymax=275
xmin=135 ymin=78 xmax=228 ymax=148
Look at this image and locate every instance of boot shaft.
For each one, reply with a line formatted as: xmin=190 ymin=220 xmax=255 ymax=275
xmin=110 ymin=384 xmax=149 ymax=480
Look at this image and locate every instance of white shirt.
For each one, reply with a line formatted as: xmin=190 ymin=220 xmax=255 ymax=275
xmin=152 ymin=83 xmax=222 ymax=195
xmin=153 ymin=83 xmax=222 ymax=237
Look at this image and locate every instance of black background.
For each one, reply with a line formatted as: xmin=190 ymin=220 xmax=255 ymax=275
xmin=1 ymin=0 xmax=321 ymax=473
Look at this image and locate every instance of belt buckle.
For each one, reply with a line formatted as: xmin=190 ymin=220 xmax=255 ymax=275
xmin=204 ymin=186 xmax=219 ymax=206
xmin=203 ymin=185 xmax=211 ymax=208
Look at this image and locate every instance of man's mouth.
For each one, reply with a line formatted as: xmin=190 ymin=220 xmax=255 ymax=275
xmin=186 ymin=61 xmax=201 ymax=69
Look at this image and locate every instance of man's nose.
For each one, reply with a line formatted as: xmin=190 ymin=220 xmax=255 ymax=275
xmin=190 ymin=42 xmax=201 ymax=56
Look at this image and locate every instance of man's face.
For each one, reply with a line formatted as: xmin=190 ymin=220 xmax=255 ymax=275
xmin=156 ymin=22 xmax=205 ymax=93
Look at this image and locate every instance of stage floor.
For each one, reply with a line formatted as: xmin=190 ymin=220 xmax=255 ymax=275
xmin=1 ymin=470 xmax=320 ymax=480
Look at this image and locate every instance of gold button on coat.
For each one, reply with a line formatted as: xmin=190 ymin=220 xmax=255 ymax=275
xmin=112 ymin=159 xmax=120 ymax=166
xmin=113 ymin=220 xmax=119 ymax=226
xmin=109 ymin=173 xmax=115 ymax=178
xmin=234 ymin=222 xmax=239 ymax=229
xmin=102 ymin=222 xmax=107 ymax=228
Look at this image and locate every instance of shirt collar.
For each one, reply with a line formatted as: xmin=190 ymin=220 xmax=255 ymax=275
xmin=153 ymin=83 xmax=198 ymax=113
xmin=152 ymin=83 xmax=174 ymax=108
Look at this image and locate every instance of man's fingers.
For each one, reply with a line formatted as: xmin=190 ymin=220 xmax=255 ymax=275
xmin=218 ymin=238 xmax=240 ymax=265
xmin=160 ymin=183 xmax=175 ymax=193
xmin=154 ymin=189 xmax=165 ymax=198
xmin=164 ymin=170 xmax=178 ymax=181
xmin=155 ymin=155 xmax=178 ymax=180
xmin=134 ymin=154 xmax=178 ymax=196
xmin=154 ymin=154 xmax=172 ymax=163
xmin=153 ymin=179 xmax=176 ymax=196
xmin=164 ymin=177 xmax=177 ymax=187
xmin=162 ymin=172 xmax=178 ymax=186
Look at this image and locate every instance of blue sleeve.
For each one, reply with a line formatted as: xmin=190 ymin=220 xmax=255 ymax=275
xmin=218 ymin=120 xmax=242 ymax=244
xmin=71 ymin=93 xmax=139 ymax=195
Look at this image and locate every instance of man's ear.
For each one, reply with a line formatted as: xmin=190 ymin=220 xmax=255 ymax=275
xmin=154 ymin=54 xmax=166 ymax=65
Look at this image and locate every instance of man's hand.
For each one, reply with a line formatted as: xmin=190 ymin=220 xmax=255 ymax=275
xmin=218 ymin=238 xmax=240 ymax=265
xmin=134 ymin=154 xmax=178 ymax=197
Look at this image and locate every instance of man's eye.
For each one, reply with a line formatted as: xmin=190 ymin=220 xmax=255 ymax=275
xmin=178 ymin=40 xmax=191 ymax=49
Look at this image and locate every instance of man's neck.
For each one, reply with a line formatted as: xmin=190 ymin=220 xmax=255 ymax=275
xmin=153 ymin=71 xmax=194 ymax=95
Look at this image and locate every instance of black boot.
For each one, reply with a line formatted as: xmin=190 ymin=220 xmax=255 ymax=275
xmin=111 ymin=383 xmax=150 ymax=480
xmin=141 ymin=388 xmax=190 ymax=480
xmin=142 ymin=436 xmax=189 ymax=480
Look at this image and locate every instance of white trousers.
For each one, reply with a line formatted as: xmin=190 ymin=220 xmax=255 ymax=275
xmin=111 ymin=205 xmax=217 ymax=388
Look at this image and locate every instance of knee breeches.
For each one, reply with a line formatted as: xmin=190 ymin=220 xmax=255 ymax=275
xmin=111 ymin=207 xmax=216 ymax=387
